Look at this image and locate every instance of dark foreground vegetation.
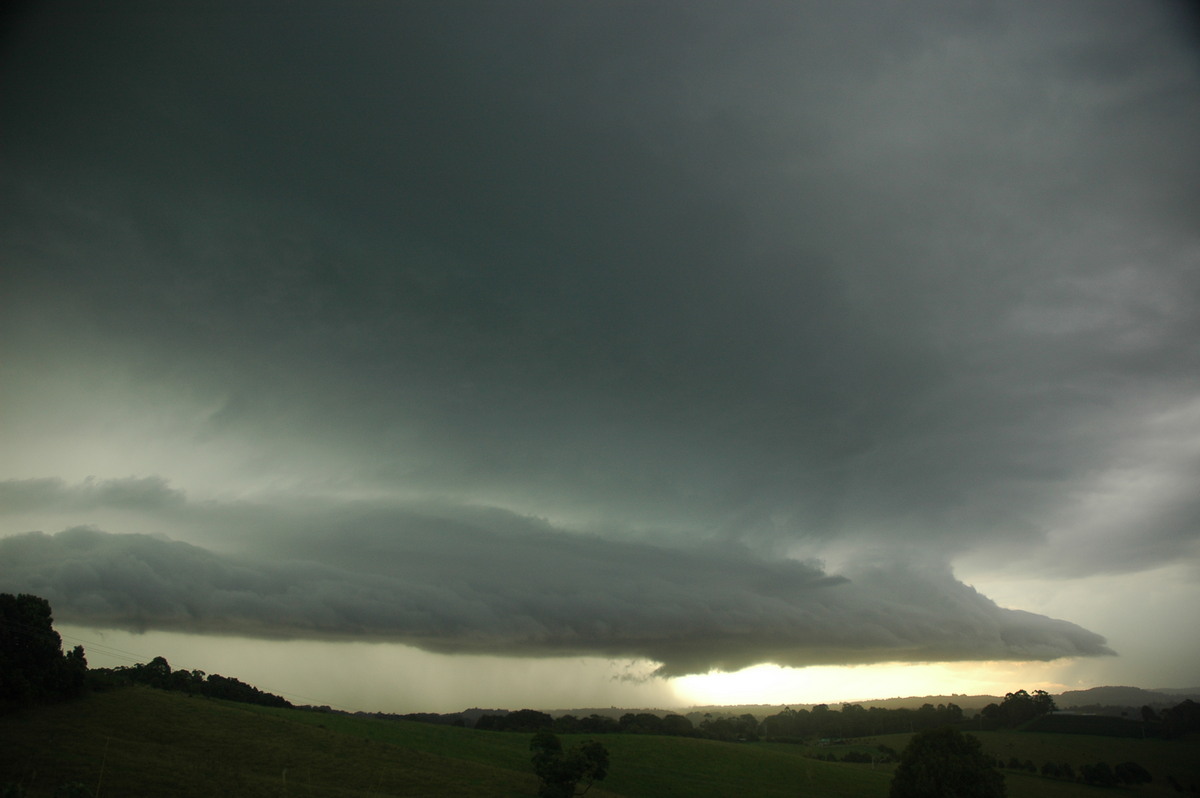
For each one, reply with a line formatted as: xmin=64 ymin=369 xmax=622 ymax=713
xmin=0 ymin=593 xmax=87 ymax=709
xmin=3 ymin=593 xmax=1199 ymax=796
xmin=406 ymin=688 xmax=1200 ymax=743
xmin=4 ymin=686 xmax=1199 ymax=797
xmin=0 ymin=592 xmax=289 ymax=712
xmin=95 ymin=655 xmax=292 ymax=708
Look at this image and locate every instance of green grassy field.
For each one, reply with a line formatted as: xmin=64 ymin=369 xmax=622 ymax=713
xmin=1 ymin=688 xmax=1196 ymax=797
xmin=971 ymin=729 xmax=1200 ymax=797
xmin=783 ymin=731 xmax=1200 ymax=798
xmin=0 ymin=688 xmax=541 ymax=797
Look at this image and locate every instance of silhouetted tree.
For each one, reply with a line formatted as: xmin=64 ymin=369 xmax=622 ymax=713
xmin=1031 ymin=689 xmax=1056 ymax=715
xmin=0 ymin=593 xmax=88 ymax=707
xmin=59 ymin=644 xmax=88 ymax=697
xmin=502 ymin=709 xmax=554 ymax=732
xmin=619 ymin=712 xmax=663 ymax=734
xmin=476 ymin=709 xmax=553 ymax=732
xmin=979 ymin=702 xmax=1003 ymax=729
xmin=698 ymin=715 xmax=737 ymax=741
xmin=762 ymin=706 xmax=807 ymax=738
xmin=142 ymin=656 xmax=173 ymax=689
xmin=1114 ymin=761 xmax=1152 ymax=785
xmin=661 ymin=713 xmax=695 ymax=736
xmin=889 ymin=727 xmax=1005 ymax=798
xmin=554 ymin=714 xmax=581 ymax=734
xmin=1080 ymin=761 xmax=1117 ymax=787
xmin=530 ymin=731 xmax=609 ymax=798
xmin=980 ymin=689 xmax=1056 ymax=729
xmin=577 ymin=714 xmax=618 ymax=734
xmin=1161 ymin=699 xmax=1200 ymax=737
xmin=110 ymin=657 xmax=290 ymax=707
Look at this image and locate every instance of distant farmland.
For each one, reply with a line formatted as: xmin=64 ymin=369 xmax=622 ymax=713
xmin=2 ymin=687 xmax=1197 ymax=797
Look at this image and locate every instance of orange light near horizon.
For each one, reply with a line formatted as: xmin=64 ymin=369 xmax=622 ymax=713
xmin=672 ymin=661 xmax=1073 ymax=708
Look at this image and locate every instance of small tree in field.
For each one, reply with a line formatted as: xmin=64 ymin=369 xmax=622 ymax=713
xmin=530 ymin=731 xmax=609 ymax=798
xmin=889 ymin=727 xmax=1005 ymax=798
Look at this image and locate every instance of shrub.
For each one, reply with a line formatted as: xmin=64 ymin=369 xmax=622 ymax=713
xmin=889 ymin=727 xmax=1005 ymax=798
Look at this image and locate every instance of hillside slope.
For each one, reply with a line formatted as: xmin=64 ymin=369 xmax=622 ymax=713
xmin=0 ymin=687 xmax=892 ymax=798
xmin=7 ymin=687 xmax=1194 ymax=797
xmin=0 ymin=687 xmax=543 ymax=797
xmin=227 ymin=700 xmax=895 ymax=798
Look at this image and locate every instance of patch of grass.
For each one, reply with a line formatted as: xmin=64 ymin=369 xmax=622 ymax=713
xmin=229 ymin=703 xmax=892 ymax=797
xmin=971 ymin=729 xmax=1200 ymax=796
xmin=866 ymin=730 xmax=1199 ymax=797
xmin=582 ymin=734 xmax=890 ymax=798
xmin=239 ymin=703 xmax=535 ymax=774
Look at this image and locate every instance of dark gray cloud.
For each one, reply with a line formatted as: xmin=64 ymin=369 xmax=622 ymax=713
xmin=1 ymin=1 xmax=1197 ymax=679
xmin=0 ymin=524 xmax=1112 ymax=675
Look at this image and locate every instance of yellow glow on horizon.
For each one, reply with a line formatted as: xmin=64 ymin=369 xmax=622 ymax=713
xmin=58 ymin=624 xmax=1102 ymax=713
xmin=673 ymin=661 xmax=1073 ymax=707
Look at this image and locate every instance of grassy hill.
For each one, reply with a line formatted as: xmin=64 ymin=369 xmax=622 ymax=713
xmin=0 ymin=686 xmax=542 ymax=797
xmin=792 ymin=730 xmax=1200 ymax=798
xmin=2 ymin=687 xmax=1196 ymax=797
xmin=245 ymin=703 xmax=891 ymax=798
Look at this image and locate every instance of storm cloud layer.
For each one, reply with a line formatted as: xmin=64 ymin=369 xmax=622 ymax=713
xmin=2 ymin=1 xmax=1198 ymax=686
xmin=0 ymin=516 xmax=1112 ymax=676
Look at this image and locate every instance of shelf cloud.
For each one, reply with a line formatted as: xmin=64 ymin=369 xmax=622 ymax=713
xmin=1 ymin=508 xmax=1113 ymax=676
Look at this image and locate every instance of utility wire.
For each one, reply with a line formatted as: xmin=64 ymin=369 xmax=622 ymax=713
xmin=2 ymin=617 xmax=373 ymax=714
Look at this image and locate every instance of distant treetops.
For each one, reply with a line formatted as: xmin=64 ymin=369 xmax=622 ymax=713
xmin=111 ymin=656 xmax=292 ymax=708
xmin=1 ymin=592 xmax=291 ymax=712
xmin=979 ymin=689 xmax=1056 ymax=728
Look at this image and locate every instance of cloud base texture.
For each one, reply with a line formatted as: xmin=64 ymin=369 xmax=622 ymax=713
xmin=0 ymin=517 xmax=1113 ymax=676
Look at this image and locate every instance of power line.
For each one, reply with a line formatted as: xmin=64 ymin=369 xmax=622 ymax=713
xmin=3 ymin=617 xmax=373 ymax=714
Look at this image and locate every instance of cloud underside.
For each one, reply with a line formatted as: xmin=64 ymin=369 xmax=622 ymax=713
xmin=1 ymin=525 xmax=1112 ymax=676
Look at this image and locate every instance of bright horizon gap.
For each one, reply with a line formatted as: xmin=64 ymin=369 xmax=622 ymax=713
xmin=675 ymin=662 xmax=1077 ymax=708
xmin=61 ymin=624 xmax=1114 ymax=713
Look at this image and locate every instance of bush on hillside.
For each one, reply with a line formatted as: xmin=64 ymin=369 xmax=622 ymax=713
xmin=889 ymin=727 xmax=1005 ymax=798
xmin=530 ymin=731 xmax=609 ymax=798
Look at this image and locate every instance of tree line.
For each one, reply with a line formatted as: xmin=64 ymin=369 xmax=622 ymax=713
xmin=1 ymin=592 xmax=290 ymax=712
xmin=100 ymin=655 xmax=292 ymax=708
xmin=431 ymin=691 xmax=1040 ymax=742
xmin=474 ymin=708 xmax=760 ymax=741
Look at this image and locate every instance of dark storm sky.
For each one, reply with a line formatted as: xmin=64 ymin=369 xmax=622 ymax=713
xmin=2 ymin=1 xmax=1198 ymax=681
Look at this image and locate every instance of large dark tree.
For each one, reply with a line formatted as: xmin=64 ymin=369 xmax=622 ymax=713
xmin=889 ymin=727 xmax=1006 ymax=798
xmin=0 ymin=593 xmax=87 ymax=707
xmin=1161 ymin=699 xmax=1200 ymax=737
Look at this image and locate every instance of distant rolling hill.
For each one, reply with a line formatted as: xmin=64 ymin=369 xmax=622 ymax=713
xmin=1057 ymin=686 xmax=1200 ymax=709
